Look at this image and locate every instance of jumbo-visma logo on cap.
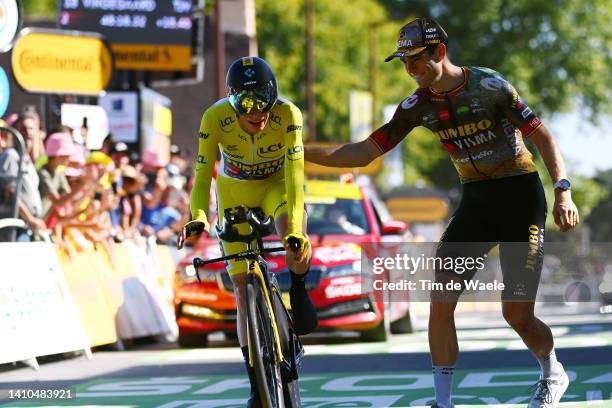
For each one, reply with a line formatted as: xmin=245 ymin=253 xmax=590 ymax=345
xmin=12 ymin=29 xmax=114 ymax=95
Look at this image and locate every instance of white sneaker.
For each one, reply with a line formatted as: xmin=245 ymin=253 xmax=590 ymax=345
xmin=528 ymin=367 xmax=569 ymax=408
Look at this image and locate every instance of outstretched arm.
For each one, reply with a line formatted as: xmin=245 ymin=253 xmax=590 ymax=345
xmin=304 ymin=138 xmax=381 ymax=167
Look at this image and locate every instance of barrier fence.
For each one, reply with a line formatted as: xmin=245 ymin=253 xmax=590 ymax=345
xmin=0 ymin=238 xmax=179 ymax=368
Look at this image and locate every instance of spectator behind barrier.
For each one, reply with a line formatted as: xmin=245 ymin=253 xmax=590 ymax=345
xmin=0 ymin=119 xmax=10 ymax=154
xmin=0 ymin=113 xmax=46 ymax=240
xmin=154 ymin=189 xmax=190 ymax=245
xmin=2 ymin=108 xmax=194 ymax=248
xmin=111 ymin=142 xmax=130 ymax=170
xmin=120 ymin=165 xmax=144 ymax=240
xmin=141 ymin=149 xmax=167 ymax=233
xmin=170 ymin=143 xmax=189 ymax=176
xmin=99 ymin=134 xmax=117 ymax=156
xmin=0 ymin=119 xmax=12 ymax=219
xmin=18 ymin=108 xmax=45 ymax=163
xmin=38 ymin=132 xmax=78 ymax=220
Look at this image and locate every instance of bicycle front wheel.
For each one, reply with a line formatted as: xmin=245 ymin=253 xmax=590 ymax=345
xmin=247 ymin=273 xmax=285 ymax=408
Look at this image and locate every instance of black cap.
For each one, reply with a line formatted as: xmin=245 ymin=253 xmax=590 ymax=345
xmin=385 ymin=18 xmax=448 ymax=62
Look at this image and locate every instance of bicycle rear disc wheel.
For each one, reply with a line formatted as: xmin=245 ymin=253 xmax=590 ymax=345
xmin=247 ymin=273 xmax=284 ymax=408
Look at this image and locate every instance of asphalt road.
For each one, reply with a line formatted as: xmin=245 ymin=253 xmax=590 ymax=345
xmin=1 ymin=313 xmax=612 ymax=407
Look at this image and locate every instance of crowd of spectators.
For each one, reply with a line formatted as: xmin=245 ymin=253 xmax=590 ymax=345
xmin=0 ymin=105 xmax=199 ymax=255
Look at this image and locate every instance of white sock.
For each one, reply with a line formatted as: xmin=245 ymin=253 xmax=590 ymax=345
xmin=432 ymin=365 xmax=454 ymax=408
xmin=537 ymin=349 xmax=564 ymax=380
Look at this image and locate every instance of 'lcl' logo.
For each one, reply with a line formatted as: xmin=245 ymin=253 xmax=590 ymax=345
xmin=220 ymin=116 xmax=236 ymax=133
xmin=257 ymin=143 xmax=284 ymax=158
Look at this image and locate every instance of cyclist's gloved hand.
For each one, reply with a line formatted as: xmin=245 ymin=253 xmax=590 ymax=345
xmin=177 ymin=209 xmax=210 ymax=249
xmin=283 ymin=232 xmax=311 ymax=263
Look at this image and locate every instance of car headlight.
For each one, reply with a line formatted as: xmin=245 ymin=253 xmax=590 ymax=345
xmin=325 ymin=261 xmax=361 ymax=278
xmin=180 ymin=264 xmax=218 ymax=283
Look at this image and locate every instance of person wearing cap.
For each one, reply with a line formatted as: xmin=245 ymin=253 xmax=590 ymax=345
xmin=170 ymin=143 xmax=181 ymax=156
xmin=176 ymin=56 xmax=316 ymax=407
xmin=38 ymin=132 xmax=93 ymax=221
xmin=44 ymin=138 xmax=99 ymax=227
xmin=306 ymin=17 xmax=578 ymax=408
xmin=111 ymin=142 xmax=130 ymax=169
xmin=140 ymin=149 xmax=169 ymax=232
xmin=169 ymin=143 xmax=189 ymax=176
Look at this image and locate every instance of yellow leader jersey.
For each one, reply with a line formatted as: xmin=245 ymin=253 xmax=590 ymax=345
xmin=190 ymin=97 xmax=305 ymax=234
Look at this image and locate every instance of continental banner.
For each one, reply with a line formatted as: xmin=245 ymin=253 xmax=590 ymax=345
xmin=112 ymin=44 xmax=191 ymax=71
xmin=11 ymin=28 xmax=113 ymax=95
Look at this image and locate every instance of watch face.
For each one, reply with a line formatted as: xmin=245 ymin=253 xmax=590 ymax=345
xmin=557 ymin=179 xmax=571 ymax=190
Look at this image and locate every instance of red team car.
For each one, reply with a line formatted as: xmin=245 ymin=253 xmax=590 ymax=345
xmin=174 ymin=179 xmax=413 ymax=347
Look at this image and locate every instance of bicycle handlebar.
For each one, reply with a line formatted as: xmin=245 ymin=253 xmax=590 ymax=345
xmin=193 ymin=246 xmax=285 ymax=268
xmin=192 ymin=206 xmax=303 ymax=277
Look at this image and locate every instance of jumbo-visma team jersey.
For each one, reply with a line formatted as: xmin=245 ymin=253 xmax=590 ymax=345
xmin=190 ymin=97 xmax=305 ymax=234
xmin=369 ymin=66 xmax=541 ymax=183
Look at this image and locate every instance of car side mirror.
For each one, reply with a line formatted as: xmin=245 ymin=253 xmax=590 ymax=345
xmin=381 ymin=220 xmax=408 ymax=235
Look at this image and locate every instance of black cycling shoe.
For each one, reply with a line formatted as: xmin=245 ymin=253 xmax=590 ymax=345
xmin=241 ymin=346 xmax=262 ymax=408
xmin=289 ymin=269 xmax=318 ymax=335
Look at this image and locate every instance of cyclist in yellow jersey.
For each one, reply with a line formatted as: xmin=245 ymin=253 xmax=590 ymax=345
xmin=177 ymin=56 xmax=317 ymax=407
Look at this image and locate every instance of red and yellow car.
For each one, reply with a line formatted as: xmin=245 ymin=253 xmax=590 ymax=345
xmin=174 ymin=179 xmax=413 ymax=347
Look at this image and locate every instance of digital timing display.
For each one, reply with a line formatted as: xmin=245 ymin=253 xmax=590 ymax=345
xmin=59 ymin=0 xmax=193 ymax=46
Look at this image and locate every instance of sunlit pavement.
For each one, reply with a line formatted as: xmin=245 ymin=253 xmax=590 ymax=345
xmin=1 ymin=313 xmax=611 ymax=407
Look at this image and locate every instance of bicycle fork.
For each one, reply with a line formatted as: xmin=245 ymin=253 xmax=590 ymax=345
xmin=247 ymin=258 xmax=285 ymax=367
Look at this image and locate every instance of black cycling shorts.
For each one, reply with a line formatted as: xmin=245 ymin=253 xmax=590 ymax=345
xmin=436 ymin=172 xmax=547 ymax=301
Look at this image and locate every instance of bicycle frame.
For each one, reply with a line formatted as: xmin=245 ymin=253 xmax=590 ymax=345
xmin=192 ymin=206 xmax=303 ymax=407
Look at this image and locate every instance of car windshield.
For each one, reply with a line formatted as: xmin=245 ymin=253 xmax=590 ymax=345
xmin=306 ymin=198 xmax=370 ymax=235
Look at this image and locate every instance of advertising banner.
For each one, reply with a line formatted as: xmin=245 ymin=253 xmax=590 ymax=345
xmin=0 ymin=0 xmax=22 ymax=52
xmin=0 ymin=242 xmax=89 ymax=365
xmin=140 ymin=87 xmax=171 ymax=164
xmin=11 ymin=28 xmax=114 ymax=95
xmin=99 ymin=91 xmax=139 ymax=143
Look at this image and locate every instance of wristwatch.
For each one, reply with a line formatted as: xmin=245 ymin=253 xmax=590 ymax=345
xmin=553 ymin=178 xmax=571 ymax=191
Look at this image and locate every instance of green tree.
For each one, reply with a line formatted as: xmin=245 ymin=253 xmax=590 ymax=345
xmin=256 ymin=0 xmax=412 ymax=141
xmin=585 ymin=169 xmax=612 ymax=241
xmin=21 ymin=0 xmax=56 ymax=19
xmin=378 ymin=0 xmax=612 ymax=120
